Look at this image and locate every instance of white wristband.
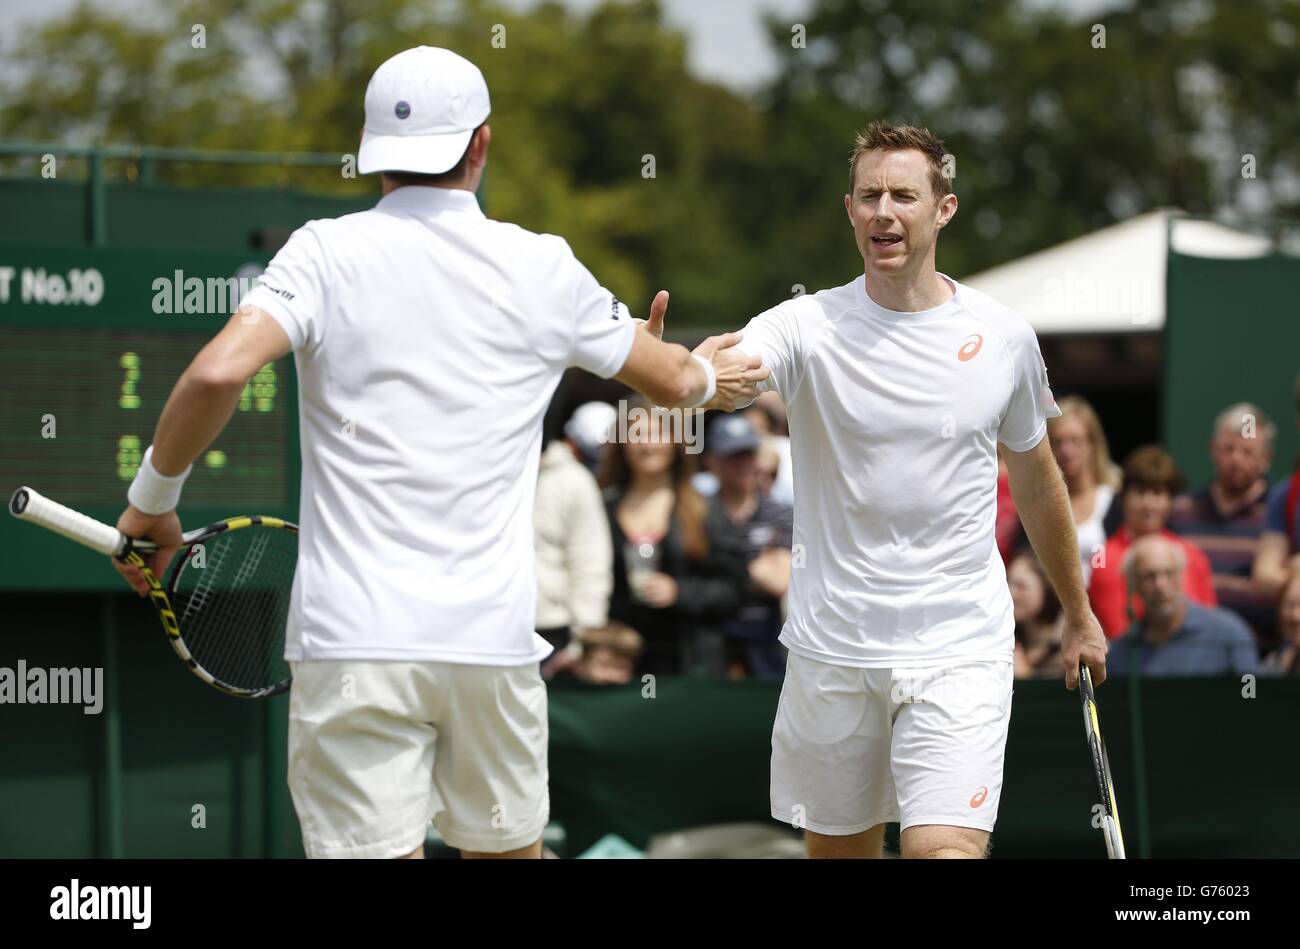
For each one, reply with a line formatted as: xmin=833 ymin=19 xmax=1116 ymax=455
xmin=688 ymin=354 xmax=716 ymax=408
xmin=127 ymin=446 xmax=192 ymax=515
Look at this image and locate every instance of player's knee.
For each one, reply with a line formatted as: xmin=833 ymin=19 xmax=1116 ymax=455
xmin=900 ymin=825 xmax=990 ymax=859
xmin=805 ymin=825 xmax=886 ymax=859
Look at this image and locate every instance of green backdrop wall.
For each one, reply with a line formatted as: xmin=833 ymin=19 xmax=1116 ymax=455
xmin=3 ymin=602 xmax=1297 ymax=859
xmin=1164 ymin=249 xmax=1300 ymax=489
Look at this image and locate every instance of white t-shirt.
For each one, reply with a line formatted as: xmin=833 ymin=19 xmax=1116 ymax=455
xmin=737 ymin=273 xmax=1061 ymax=668
xmin=239 ymin=187 xmax=635 ymax=665
xmin=1076 ymin=483 xmax=1115 ymax=585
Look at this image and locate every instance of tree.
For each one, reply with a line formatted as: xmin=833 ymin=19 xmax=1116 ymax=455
xmin=759 ymin=0 xmax=1300 ymax=282
xmin=0 ymin=0 xmax=771 ymax=325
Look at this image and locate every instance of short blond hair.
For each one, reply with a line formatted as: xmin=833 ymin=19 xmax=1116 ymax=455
xmin=848 ymin=121 xmax=953 ymax=199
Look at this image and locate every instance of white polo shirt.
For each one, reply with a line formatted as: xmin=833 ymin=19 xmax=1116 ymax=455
xmin=737 ymin=273 xmax=1060 ymax=668
xmin=239 ymin=186 xmax=635 ymax=664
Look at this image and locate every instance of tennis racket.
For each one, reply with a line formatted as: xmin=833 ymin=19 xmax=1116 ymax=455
xmin=1078 ymin=661 xmax=1126 ymax=859
xmin=9 ymin=485 xmax=297 ymax=699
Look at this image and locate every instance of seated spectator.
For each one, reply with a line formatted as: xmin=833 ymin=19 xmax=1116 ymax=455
xmin=1169 ymin=402 xmax=1279 ymax=650
xmin=1254 ymin=375 xmax=1300 ymax=599
xmin=995 ymin=444 xmax=1022 ymax=565
xmin=543 ymin=622 xmax=645 ymax=685
xmin=744 ymin=391 xmax=794 ymax=506
xmin=1261 ymin=572 xmax=1300 ymax=676
xmin=564 ymin=400 xmax=617 ymax=474
xmin=1008 ymin=549 xmax=1063 ymax=679
xmin=1048 ymin=396 xmax=1122 ymax=584
xmin=755 ymin=439 xmax=783 ymax=498
xmin=535 ymin=430 xmax=614 ymax=653
xmin=1088 ymin=445 xmax=1217 ymax=638
xmin=704 ymin=414 xmax=794 ymax=680
xmin=598 ymin=398 xmax=748 ymax=677
xmin=1107 ymin=535 xmax=1258 ymax=677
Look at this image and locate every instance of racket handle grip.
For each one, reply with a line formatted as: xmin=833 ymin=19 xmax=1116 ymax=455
xmin=9 ymin=486 xmax=127 ymax=557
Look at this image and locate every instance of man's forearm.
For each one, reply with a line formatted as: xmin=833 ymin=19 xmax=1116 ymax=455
xmin=657 ymin=348 xmax=711 ymax=409
xmin=1013 ymin=465 xmax=1090 ymax=619
xmin=149 ymin=370 xmax=246 ymax=476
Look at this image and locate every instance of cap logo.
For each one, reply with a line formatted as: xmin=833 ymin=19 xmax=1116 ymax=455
xmin=394 ymin=100 xmax=411 ymax=120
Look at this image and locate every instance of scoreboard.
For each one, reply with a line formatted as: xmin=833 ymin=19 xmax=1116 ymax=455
xmin=0 ymin=244 xmax=297 ymax=591
xmin=0 ymin=327 xmax=289 ymax=507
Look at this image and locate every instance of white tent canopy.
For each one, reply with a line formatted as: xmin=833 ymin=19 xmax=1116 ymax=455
xmin=960 ymin=209 xmax=1273 ymax=334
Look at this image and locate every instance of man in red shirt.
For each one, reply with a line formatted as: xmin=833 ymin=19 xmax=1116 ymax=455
xmin=1089 ymin=445 xmax=1217 ymax=638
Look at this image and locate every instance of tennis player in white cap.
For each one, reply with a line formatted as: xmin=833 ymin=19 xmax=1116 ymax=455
xmin=111 ymin=45 xmax=767 ymax=859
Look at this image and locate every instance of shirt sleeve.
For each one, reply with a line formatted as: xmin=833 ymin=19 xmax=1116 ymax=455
xmin=556 ymin=239 xmax=636 ymax=379
xmin=1263 ymin=479 xmax=1289 ymax=535
xmin=237 ymin=222 xmax=329 ymax=352
xmin=998 ymin=322 xmax=1062 ymax=451
xmin=1187 ymin=544 xmax=1219 ymax=607
xmin=1087 ymin=540 xmax=1128 ymax=639
xmin=1225 ymin=612 xmax=1260 ymax=675
xmin=735 ymin=300 xmax=806 ymax=403
xmin=564 ymin=467 xmax=614 ymax=629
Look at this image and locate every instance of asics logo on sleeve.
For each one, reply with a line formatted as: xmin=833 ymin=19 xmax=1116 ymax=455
xmin=969 ymin=786 xmax=989 ymax=808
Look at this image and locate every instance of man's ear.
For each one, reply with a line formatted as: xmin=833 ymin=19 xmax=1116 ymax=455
xmin=471 ymin=124 xmax=492 ymax=167
xmin=937 ymin=192 xmax=958 ymax=229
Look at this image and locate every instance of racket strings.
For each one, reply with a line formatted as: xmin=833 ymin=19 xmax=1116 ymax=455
xmin=172 ymin=526 xmax=297 ymax=693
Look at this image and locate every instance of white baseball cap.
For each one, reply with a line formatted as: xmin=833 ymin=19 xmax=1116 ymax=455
xmin=564 ymin=402 xmax=617 ymax=457
xmin=358 ymin=46 xmax=491 ymax=176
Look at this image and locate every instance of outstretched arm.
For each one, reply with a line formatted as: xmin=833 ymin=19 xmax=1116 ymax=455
xmin=615 ymin=290 xmax=770 ymax=411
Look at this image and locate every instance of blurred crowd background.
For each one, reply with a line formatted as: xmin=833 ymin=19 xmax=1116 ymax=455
xmin=537 ymin=380 xmax=1300 ymax=684
xmin=3 ymin=0 xmax=1296 ymax=684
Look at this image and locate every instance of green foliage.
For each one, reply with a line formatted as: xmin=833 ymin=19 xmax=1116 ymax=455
xmin=2 ymin=0 xmax=1296 ymax=325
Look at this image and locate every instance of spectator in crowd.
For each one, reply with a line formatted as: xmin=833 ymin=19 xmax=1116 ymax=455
xmin=543 ymin=621 xmax=645 ymax=685
xmin=598 ymin=397 xmax=748 ymax=677
xmin=1048 ymin=395 xmax=1123 ymax=584
xmin=1254 ymin=375 xmax=1300 ymax=599
xmin=744 ymin=391 xmax=794 ymax=506
xmin=995 ymin=444 xmax=1022 ymax=565
xmin=563 ymin=400 xmax=617 ymax=474
xmin=1088 ymin=446 xmax=1217 ymax=638
xmin=755 ymin=439 xmax=783 ymax=498
xmin=704 ymin=414 xmax=794 ymax=679
xmin=1262 ymin=571 xmax=1300 ymax=676
xmin=1168 ymin=402 xmax=1278 ymax=649
xmin=535 ymin=426 xmax=614 ymax=653
xmin=1107 ymin=535 xmax=1258 ymax=677
xmin=1008 ymin=549 xmax=1063 ymax=679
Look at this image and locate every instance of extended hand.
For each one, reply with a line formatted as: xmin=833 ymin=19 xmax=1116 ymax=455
xmin=1060 ymin=609 xmax=1108 ymax=689
xmin=112 ymin=505 xmax=183 ymax=597
xmin=632 ymin=290 xmax=668 ymax=340
xmin=694 ymin=333 xmax=770 ymax=412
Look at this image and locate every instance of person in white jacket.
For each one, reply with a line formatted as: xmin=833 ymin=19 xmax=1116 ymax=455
xmin=535 ymin=433 xmax=614 ymax=653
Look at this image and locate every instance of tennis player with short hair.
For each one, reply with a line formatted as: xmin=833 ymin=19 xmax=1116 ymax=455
xmin=111 ymin=45 xmax=767 ymax=859
xmin=732 ymin=122 xmax=1109 ymax=858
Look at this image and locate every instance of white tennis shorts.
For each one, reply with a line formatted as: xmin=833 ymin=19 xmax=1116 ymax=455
xmin=771 ymin=650 xmax=1014 ymax=835
xmin=287 ymin=659 xmax=549 ymax=858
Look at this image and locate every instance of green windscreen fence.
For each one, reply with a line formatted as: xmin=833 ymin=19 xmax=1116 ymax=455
xmin=3 ymin=599 xmax=1298 ymax=859
xmin=0 ymin=179 xmax=373 ymax=248
xmin=1164 ymin=244 xmax=1300 ymax=488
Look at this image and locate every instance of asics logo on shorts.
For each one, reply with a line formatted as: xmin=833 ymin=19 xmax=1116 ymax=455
xmin=969 ymin=786 xmax=989 ymax=808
